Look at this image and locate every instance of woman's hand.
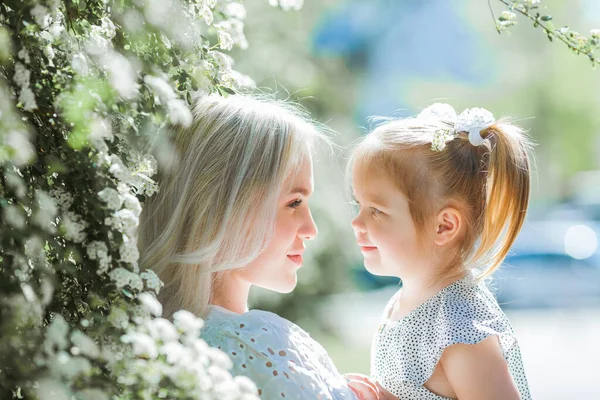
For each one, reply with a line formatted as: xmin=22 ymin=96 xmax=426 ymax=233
xmin=345 ymin=373 xmax=399 ymax=400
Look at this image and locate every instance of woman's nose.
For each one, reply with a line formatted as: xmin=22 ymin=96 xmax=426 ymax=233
xmin=299 ymin=208 xmax=318 ymax=240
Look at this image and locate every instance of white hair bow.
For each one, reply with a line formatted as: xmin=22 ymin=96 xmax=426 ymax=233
xmin=417 ymin=103 xmax=496 ymax=152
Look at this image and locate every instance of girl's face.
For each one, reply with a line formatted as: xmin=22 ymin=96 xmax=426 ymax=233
xmin=235 ymin=155 xmax=318 ymax=293
xmin=351 ymin=167 xmax=431 ymax=278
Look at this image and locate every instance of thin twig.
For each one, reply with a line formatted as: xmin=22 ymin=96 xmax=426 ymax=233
xmin=497 ymin=0 xmax=599 ymax=65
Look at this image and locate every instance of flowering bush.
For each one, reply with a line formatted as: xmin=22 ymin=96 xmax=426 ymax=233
xmin=0 ymin=0 xmax=301 ymax=398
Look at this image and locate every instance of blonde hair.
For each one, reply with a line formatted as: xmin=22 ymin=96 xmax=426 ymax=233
xmin=138 ymin=94 xmax=324 ymax=318
xmin=349 ymin=112 xmax=532 ymax=279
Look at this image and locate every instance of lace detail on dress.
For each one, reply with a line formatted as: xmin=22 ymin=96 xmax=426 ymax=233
xmin=201 ymin=305 xmax=357 ymax=400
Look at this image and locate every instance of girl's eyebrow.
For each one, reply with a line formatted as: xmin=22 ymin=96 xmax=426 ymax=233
xmin=354 ymin=192 xmax=389 ymax=208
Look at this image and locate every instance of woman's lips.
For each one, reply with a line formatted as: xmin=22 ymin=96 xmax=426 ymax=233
xmin=287 ymin=254 xmax=303 ymax=266
xmin=360 ymin=246 xmax=378 ymax=253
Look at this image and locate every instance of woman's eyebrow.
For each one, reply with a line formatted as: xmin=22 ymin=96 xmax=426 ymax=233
xmin=287 ymin=186 xmax=311 ymax=196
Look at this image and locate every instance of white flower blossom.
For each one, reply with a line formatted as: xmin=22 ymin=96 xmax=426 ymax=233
xmin=269 ymin=0 xmax=304 ymax=11
xmin=198 ymin=4 xmax=215 ymax=26
xmin=122 ymin=332 xmax=158 ymax=358
xmin=54 ymin=353 xmax=93 ymax=379
xmin=109 ymin=267 xmax=134 ymax=288
xmin=87 ymin=241 xmax=112 ymax=275
xmin=160 ymin=341 xmax=186 ymax=364
xmin=4 ymin=130 xmax=36 ymax=166
xmin=25 ymin=235 xmax=45 ymax=261
xmin=228 ymin=70 xmax=256 ymax=90
xmin=167 ymin=99 xmax=193 ymax=127
xmin=70 ymin=330 xmax=100 ymax=359
xmin=223 ymin=2 xmax=247 ymax=20
xmin=108 ymin=308 xmax=129 ymax=329
xmin=61 ymin=211 xmax=88 ymax=243
xmin=48 ymin=11 xmax=66 ymax=38
xmin=43 ymin=44 xmax=55 ymax=66
xmin=44 ymin=314 xmax=69 ymax=355
xmin=144 ymin=75 xmax=176 ymax=102
xmin=3 ymin=204 xmax=26 ymax=229
xmin=140 ymin=270 xmax=163 ymax=293
xmin=98 ymin=187 xmax=123 ymax=210
xmin=5 ymin=169 xmax=27 ymax=198
xmin=49 ymin=187 xmax=75 ymax=210
xmin=19 ymin=87 xmax=38 ymax=111
xmin=128 ymin=269 xmax=143 ymax=290
xmin=30 ymin=4 xmax=52 ymax=27
xmin=105 ymin=52 xmax=138 ymax=99
xmin=138 ymin=293 xmax=163 ymax=317
xmin=146 ymin=318 xmax=179 ymax=343
xmin=173 ymin=310 xmax=204 ymax=337
xmin=215 ymin=24 xmax=234 ymax=51
xmin=18 ymin=48 xmax=30 ymax=64
xmin=208 ymin=50 xmax=232 ymax=75
xmin=106 ymin=209 xmax=138 ymax=236
xmin=71 ymin=53 xmax=89 ymax=76
xmin=13 ymin=63 xmax=30 ymax=87
xmin=122 ymin=193 xmax=142 ymax=217
xmin=591 ymin=29 xmax=600 ymax=39
xmin=206 ymin=346 xmax=233 ymax=370
xmin=100 ymin=17 xmax=117 ymax=39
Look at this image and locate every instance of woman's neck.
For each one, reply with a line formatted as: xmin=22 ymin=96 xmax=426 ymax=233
xmin=210 ymin=272 xmax=251 ymax=314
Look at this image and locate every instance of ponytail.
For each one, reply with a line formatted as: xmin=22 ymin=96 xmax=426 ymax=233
xmin=471 ymin=122 xmax=532 ymax=276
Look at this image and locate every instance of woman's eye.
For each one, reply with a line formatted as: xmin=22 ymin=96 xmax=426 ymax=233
xmin=288 ymin=199 xmax=303 ymax=209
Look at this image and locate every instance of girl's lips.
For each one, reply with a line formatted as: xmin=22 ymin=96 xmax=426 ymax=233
xmin=360 ymin=246 xmax=378 ymax=253
xmin=287 ymin=254 xmax=303 ymax=266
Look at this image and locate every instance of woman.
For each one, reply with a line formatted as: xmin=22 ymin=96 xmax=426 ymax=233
xmin=138 ymin=94 xmax=394 ymax=399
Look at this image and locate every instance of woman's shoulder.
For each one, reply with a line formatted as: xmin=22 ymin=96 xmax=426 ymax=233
xmin=201 ymin=305 xmax=357 ymax=400
xmin=201 ymin=305 xmax=327 ymax=361
xmin=203 ymin=305 xmax=308 ymax=342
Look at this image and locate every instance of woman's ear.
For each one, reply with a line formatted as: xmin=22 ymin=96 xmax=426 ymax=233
xmin=434 ymin=207 xmax=462 ymax=246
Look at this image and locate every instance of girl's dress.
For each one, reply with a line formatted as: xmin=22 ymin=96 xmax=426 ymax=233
xmin=371 ymin=274 xmax=531 ymax=400
xmin=201 ymin=304 xmax=357 ymax=400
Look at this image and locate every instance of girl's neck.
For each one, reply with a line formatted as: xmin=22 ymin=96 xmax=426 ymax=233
xmin=210 ymin=272 xmax=251 ymax=315
xmin=391 ymin=268 xmax=467 ymax=319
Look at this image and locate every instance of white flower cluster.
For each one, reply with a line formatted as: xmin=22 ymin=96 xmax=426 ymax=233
xmin=33 ymin=189 xmax=58 ymax=233
xmin=109 ymin=267 xmax=143 ymax=291
xmin=144 ymin=75 xmax=193 ymax=128
xmin=140 ymin=270 xmax=163 ymax=294
xmin=61 ymin=211 xmax=88 ymax=243
xmin=214 ymin=5 xmax=248 ymax=51
xmin=87 ymin=241 xmax=112 ymax=275
xmin=13 ymin=62 xmax=37 ymax=111
xmin=268 ymin=0 xmax=304 ymax=11
xmin=114 ymin=295 xmax=259 ymax=400
xmin=1 ymin=130 xmax=36 ymax=167
xmin=49 ymin=186 xmax=75 ymax=210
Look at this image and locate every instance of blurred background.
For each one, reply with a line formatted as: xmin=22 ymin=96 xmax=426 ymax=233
xmin=235 ymin=1 xmax=600 ymax=398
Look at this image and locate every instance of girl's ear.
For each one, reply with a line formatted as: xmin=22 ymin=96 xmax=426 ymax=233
xmin=434 ymin=207 xmax=462 ymax=246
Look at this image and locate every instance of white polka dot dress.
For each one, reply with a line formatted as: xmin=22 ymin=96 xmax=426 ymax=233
xmin=201 ymin=305 xmax=357 ymax=400
xmin=371 ymin=274 xmax=531 ymax=400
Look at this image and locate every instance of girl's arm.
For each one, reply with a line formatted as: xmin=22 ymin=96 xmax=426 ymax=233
xmin=440 ymin=336 xmax=521 ymax=400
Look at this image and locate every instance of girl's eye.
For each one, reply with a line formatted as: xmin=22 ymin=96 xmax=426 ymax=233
xmin=288 ymin=199 xmax=303 ymax=209
xmin=370 ymin=207 xmax=383 ymax=216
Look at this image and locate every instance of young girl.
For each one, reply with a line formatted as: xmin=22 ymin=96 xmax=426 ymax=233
xmin=348 ymin=103 xmax=532 ymax=400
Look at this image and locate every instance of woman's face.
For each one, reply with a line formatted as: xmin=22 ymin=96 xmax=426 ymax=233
xmin=234 ymin=154 xmax=318 ymax=293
